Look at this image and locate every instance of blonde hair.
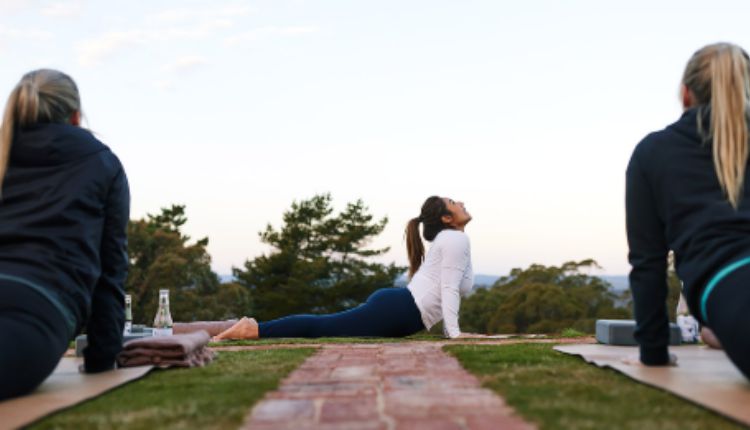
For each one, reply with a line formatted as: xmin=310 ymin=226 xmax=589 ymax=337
xmin=0 ymin=69 xmax=80 ymax=191
xmin=682 ymin=43 xmax=750 ymax=208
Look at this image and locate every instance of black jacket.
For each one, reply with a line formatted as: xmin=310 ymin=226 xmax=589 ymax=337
xmin=626 ymin=107 xmax=750 ymax=364
xmin=0 ymin=123 xmax=129 ymax=372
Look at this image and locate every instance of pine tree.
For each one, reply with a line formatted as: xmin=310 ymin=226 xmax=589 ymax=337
xmin=234 ymin=194 xmax=404 ymax=321
xmin=126 ymin=205 xmax=252 ymax=323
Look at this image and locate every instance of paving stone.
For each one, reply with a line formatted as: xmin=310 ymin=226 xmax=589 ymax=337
xmin=394 ymin=417 xmax=465 ymax=430
xmin=319 ymin=398 xmax=379 ymax=422
xmin=249 ymin=399 xmax=315 ymax=423
xmin=329 ymin=365 xmax=376 ymax=380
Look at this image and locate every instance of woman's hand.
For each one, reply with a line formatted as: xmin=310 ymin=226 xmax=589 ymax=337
xmin=621 ymin=353 xmax=678 ymax=367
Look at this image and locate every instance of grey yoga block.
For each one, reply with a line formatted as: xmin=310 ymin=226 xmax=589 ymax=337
xmin=75 ymin=328 xmax=154 ymax=357
xmin=595 ymin=319 xmax=681 ymax=346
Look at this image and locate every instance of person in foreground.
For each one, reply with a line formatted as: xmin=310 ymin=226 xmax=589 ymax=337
xmin=0 ymin=70 xmax=129 ymax=400
xmin=626 ymin=42 xmax=750 ymax=378
xmin=211 ymin=196 xmax=474 ymax=340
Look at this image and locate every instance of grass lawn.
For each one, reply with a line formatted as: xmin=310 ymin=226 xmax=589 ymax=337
xmin=209 ymin=332 xmax=560 ymax=347
xmin=208 ymin=333 xmax=443 ymax=346
xmin=446 ymin=343 xmax=744 ymax=430
xmin=31 ymin=348 xmax=315 ymax=430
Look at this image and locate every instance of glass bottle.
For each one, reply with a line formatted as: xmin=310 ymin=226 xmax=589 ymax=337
xmin=124 ymin=294 xmax=133 ymax=335
xmin=153 ymin=289 xmax=173 ymax=336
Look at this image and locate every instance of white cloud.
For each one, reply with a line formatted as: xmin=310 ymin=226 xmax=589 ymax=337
xmin=0 ymin=24 xmax=53 ymax=40
xmin=40 ymin=0 xmax=84 ymax=17
xmin=0 ymin=0 xmax=34 ymax=16
xmin=224 ymin=25 xmax=319 ymax=46
xmin=147 ymin=4 xmax=253 ymax=23
xmin=76 ymin=30 xmax=145 ymax=66
xmin=153 ymin=79 xmax=175 ymax=92
xmin=76 ymin=19 xmax=234 ymax=66
xmin=161 ymin=55 xmax=208 ymax=74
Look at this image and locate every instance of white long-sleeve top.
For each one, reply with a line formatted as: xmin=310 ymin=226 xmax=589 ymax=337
xmin=407 ymin=229 xmax=474 ymax=338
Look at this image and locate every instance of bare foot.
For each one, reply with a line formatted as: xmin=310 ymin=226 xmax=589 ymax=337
xmin=212 ymin=317 xmax=259 ymax=341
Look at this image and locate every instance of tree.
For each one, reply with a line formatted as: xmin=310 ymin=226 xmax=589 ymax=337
xmin=234 ymin=194 xmax=404 ymax=321
xmin=460 ymin=260 xmax=631 ymax=334
xmin=126 ymin=205 xmax=251 ymax=323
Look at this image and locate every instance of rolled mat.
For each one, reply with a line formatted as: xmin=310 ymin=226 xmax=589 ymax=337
xmin=117 ymin=330 xmax=215 ymax=368
xmin=173 ymin=320 xmax=238 ymax=337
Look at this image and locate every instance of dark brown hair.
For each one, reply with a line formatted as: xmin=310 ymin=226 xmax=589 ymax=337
xmin=405 ymin=196 xmax=453 ymax=278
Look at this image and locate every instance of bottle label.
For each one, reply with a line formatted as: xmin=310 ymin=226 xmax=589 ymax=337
xmin=153 ymin=327 xmax=173 ymax=337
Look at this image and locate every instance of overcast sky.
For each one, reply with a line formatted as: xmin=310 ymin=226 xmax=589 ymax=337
xmin=2 ymin=1 xmax=749 ymax=276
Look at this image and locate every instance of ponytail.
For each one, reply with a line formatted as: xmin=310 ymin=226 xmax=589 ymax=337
xmin=710 ymin=47 xmax=750 ymax=208
xmin=405 ymin=217 xmax=424 ymax=278
xmin=0 ymin=88 xmax=19 ymax=193
xmin=683 ymin=43 xmax=750 ymax=208
xmin=0 ymin=69 xmax=80 ymax=193
xmin=405 ymin=196 xmax=452 ymax=278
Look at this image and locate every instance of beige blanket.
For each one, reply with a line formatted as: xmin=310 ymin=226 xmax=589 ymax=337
xmin=555 ymin=344 xmax=750 ymax=426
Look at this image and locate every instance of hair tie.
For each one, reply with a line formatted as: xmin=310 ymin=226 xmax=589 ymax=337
xmin=417 ymin=215 xmax=424 ymax=222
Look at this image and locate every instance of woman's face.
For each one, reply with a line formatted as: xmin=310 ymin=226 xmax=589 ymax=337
xmin=441 ymin=197 xmax=472 ymax=230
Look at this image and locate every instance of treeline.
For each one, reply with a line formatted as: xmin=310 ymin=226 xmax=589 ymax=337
xmin=126 ymin=194 xmax=402 ymax=325
xmin=126 ymin=194 xmax=678 ymax=334
xmin=460 ymin=260 xmax=630 ymax=334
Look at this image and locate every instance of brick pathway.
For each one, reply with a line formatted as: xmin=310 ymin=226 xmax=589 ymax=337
xmin=242 ymin=343 xmax=535 ymax=430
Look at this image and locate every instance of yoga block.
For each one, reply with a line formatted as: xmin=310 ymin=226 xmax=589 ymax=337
xmin=596 ymin=319 xmax=681 ymax=346
xmin=75 ymin=329 xmax=154 ymax=357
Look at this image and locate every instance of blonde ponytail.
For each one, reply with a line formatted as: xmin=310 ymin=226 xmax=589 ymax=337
xmin=683 ymin=43 xmax=750 ymax=208
xmin=0 ymin=69 xmax=80 ymax=192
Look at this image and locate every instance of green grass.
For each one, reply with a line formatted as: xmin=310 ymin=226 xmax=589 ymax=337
xmin=209 ymin=333 xmax=560 ymax=347
xmin=446 ymin=344 xmax=743 ymax=430
xmin=559 ymin=328 xmax=587 ymax=338
xmin=31 ymin=349 xmax=315 ymax=430
xmin=210 ymin=333 xmax=447 ymax=346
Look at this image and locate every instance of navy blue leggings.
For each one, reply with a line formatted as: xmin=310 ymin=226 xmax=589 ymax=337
xmin=703 ymin=263 xmax=750 ymax=380
xmin=259 ymin=287 xmax=425 ymax=338
xmin=0 ymin=281 xmax=70 ymax=400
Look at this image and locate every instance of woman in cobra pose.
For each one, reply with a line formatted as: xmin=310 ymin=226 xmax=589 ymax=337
xmin=208 ymin=196 xmax=475 ymax=340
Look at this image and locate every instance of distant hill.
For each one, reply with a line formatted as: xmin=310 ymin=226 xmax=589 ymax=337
xmin=394 ymin=273 xmax=500 ymax=288
xmin=600 ymin=275 xmax=629 ymax=292
xmin=222 ymin=272 xmax=630 ymax=292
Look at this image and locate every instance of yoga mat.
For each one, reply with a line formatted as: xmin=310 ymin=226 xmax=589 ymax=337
xmin=555 ymin=344 xmax=750 ymax=426
xmin=0 ymin=357 xmax=152 ymax=429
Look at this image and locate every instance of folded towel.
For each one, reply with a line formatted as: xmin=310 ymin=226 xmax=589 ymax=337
xmin=117 ymin=330 xmax=215 ymax=368
xmin=173 ymin=320 xmax=238 ymax=337
xmin=118 ymin=347 xmax=215 ymax=368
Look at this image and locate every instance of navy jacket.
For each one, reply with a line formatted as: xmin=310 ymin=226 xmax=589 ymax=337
xmin=626 ymin=107 xmax=750 ymax=365
xmin=0 ymin=123 xmax=129 ymax=372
